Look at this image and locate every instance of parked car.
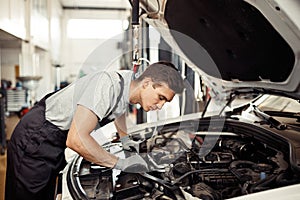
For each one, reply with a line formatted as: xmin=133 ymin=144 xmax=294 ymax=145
xmin=64 ymin=0 xmax=300 ymax=199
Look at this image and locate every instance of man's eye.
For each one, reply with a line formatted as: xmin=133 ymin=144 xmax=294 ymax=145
xmin=159 ymin=96 xmax=166 ymax=100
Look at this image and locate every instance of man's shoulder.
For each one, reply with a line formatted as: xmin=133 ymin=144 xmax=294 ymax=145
xmin=88 ymin=70 xmax=133 ymax=87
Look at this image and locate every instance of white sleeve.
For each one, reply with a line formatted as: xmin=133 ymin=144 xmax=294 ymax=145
xmin=77 ymin=72 xmax=116 ymax=120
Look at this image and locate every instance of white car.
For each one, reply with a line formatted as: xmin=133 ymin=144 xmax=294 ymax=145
xmin=64 ymin=0 xmax=300 ymax=199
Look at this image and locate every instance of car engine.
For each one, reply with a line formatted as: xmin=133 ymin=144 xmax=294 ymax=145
xmin=67 ymin=121 xmax=300 ymax=200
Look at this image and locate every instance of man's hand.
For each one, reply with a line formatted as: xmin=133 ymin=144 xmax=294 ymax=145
xmin=119 ymin=135 xmax=142 ymax=152
xmin=114 ymin=154 xmax=149 ymax=173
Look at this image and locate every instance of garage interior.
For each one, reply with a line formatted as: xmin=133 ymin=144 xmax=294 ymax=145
xmin=0 ymin=1 xmax=206 ymax=200
xmin=1 ymin=0 xmax=300 ymax=200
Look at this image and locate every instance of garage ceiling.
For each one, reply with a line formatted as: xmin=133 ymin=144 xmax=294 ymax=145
xmin=0 ymin=30 xmax=22 ymax=48
xmin=0 ymin=1 xmax=132 ymax=48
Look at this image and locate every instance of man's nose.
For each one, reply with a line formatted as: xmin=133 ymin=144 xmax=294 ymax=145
xmin=157 ymin=101 xmax=165 ymax=110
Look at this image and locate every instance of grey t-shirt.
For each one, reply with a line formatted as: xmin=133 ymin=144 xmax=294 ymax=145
xmin=45 ymin=70 xmax=133 ymax=130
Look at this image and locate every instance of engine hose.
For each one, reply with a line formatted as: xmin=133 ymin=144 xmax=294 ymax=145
xmin=229 ymin=160 xmax=255 ymax=181
xmin=275 ymin=172 xmax=299 ymax=186
xmin=249 ymin=174 xmax=277 ymax=193
xmin=172 ymin=169 xmax=229 ymax=185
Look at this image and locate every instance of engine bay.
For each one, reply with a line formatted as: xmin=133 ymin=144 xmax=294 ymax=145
xmin=67 ymin=121 xmax=300 ymax=200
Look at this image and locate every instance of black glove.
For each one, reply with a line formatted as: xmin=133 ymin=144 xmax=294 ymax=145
xmin=119 ymin=135 xmax=130 ymax=144
xmin=114 ymin=154 xmax=149 ymax=173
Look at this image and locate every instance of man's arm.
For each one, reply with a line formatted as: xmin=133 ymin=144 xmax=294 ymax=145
xmin=66 ymin=105 xmax=118 ymax=168
xmin=114 ymin=113 xmax=128 ymax=138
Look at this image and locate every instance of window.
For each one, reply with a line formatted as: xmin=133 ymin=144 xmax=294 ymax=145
xmin=67 ymin=19 xmax=128 ymax=39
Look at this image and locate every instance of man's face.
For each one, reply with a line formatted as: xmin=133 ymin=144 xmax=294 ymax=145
xmin=140 ymin=80 xmax=175 ymax=112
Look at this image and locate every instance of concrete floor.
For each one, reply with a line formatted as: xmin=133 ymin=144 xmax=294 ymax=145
xmin=0 ymin=114 xmax=19 ymax=200
xmin=0 ymin=150 xmax=7 ymax=200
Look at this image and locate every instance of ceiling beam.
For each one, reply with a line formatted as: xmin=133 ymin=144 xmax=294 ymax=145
xmin=62 ymin=6 xmax=128 ymax=11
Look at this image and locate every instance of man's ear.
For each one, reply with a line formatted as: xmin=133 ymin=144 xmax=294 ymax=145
xmin=142 ymin=77 xmax=152 ymax=88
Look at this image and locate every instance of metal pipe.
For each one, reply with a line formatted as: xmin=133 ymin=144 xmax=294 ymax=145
xmin=131 ymin=0 xmax=140 ymax=25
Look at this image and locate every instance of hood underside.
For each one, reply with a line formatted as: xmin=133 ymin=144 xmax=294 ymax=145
xmin=140 ymin=0 xmax=300 ymax=100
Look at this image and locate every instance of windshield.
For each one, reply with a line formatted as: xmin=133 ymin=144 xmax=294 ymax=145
xmin=258 ymin=95 xmax=300 ymax=113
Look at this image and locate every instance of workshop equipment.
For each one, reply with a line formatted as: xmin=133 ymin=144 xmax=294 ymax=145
xmin=0 ymin=93 xmax=5 ymax=155
xmin=17 ymin=76 xmax=42 ymax=107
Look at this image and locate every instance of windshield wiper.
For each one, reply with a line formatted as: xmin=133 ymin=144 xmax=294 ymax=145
xmin=251 ymin=104 xmax=287 ymax=130
xmin=263 ymin=111 xmax=300 ymax=122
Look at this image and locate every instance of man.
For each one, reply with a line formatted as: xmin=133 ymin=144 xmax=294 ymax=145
xmin=5 ymin=61 xmax=185 ymax=200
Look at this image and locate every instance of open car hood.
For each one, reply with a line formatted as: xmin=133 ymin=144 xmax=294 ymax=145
xmin=139 ymin=0 xmax=300 ymax=100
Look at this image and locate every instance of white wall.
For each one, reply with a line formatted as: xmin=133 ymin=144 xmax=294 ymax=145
xmin=0 ymin=0 xmax=26 ymax=89
xmin=0 ymin=48 xmax=21 ymax=87
xmin=49 ymin=0 xmax=63 ymax=63
xmin=27 ymin=0 xmax=63 ymax=100
xmin=0 ymin=0 xmax=26 ymax=39
xmin=1 ymin=0 xmax=131 ymax=99
xmin=0 ymin=0 xmax=63 ymax=102
xmin=60 ymin=9 xmax=131 ymax=81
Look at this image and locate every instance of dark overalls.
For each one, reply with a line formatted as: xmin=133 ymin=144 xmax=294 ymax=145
xmin=5 ymin=93 xmax=68 ymax=200
xmin=5 ymin=74 xmax=124 ymax=200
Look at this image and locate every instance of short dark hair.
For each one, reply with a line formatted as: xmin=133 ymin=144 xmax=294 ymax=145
xmin=137 ymin=61 xmax=185 ymax=94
